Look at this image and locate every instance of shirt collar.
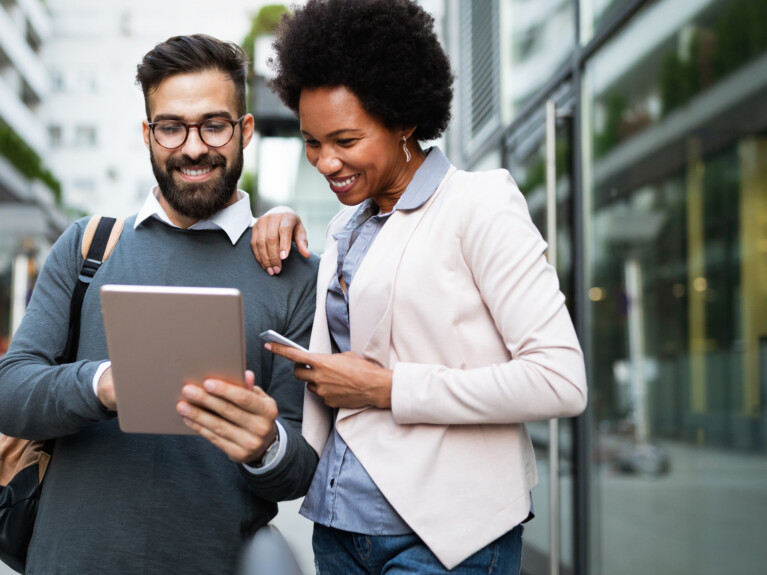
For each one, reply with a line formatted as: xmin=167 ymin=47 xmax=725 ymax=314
xmin=394 ymin=146 xmax=451 ymax=211
xmin=337 ymin=146 xmax=452 ymax=235
xmin=134 ymin=186 xmax=255 ymax=245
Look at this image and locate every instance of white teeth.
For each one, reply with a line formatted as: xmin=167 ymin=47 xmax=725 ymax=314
xmin=329 ymin=175 xmax=357 ymax=188
xmin=180 ymin=166 xmax=213 ymax=176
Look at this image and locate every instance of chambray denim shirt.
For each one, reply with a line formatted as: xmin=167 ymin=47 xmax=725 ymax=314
xmin=300 ymin=147 xmax=451 ymax=535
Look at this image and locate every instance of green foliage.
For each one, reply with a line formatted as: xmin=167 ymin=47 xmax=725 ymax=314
xmin=0 ymin=119 xmax=62 ymax=204
xmin=662 ymin=0 xmax=767 ymax=117
xmin=239 ymin=171 xmax=258 ymax=212
xmin=596 ymin=0 xmax=767 ymax=157
xmin=39 ymin=167 xmax=62 ymax=201
xmin=713 ymin=0 xmax=767 ymax=79
xmin=594 ymin=93 xmax=626 ymax=158
xmin=242 ymin=4 xmax=288 ymax=71
xmin=659 ymin=33 xmax=701 ymax=117
xmin=62 ymin=204 xmax=88 ymax=220
xmin=242 ymin=4 xmax=289 ymax=114
xmin=520 ymin=139 xmax=571 ymax=195
xmin=252 ymin=4 xmax=289 ymax=37
xmin=520 ymin=157 xmax=545 ymax=196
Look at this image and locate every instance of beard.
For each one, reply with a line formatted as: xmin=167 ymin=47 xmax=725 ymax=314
xmin=150 ymin=138 xmax=244 ymax=221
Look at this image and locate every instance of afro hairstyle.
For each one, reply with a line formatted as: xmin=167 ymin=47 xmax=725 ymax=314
xmin=268 ymin=0 xmax=454 ymax=142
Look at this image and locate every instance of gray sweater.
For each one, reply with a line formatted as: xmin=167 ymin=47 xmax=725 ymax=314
xmin=0 ymin=216 xmax=320 ymax=574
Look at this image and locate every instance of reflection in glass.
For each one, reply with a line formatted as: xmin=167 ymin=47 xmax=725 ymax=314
xmin=580 ymin=0 xmax=633 ymax=44
xmin=500 ymin=0 xmax=574 ymax=119
xmin=584 ymin=0 xmax=767 ymax=573
xmin=507 ymin=100 xmax=575 ymax=572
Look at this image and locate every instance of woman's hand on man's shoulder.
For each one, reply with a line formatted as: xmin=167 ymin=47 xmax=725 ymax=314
xmin=251 ymin=206 xmax=311 ymax=275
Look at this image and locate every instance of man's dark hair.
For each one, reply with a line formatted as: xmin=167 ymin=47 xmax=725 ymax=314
xmin=268 ymin=0 xmax=453 ymax=142
xmin=136 ymin=34 xmax=249 ymax=119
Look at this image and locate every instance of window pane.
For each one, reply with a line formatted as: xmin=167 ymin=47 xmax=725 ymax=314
xmin=580 ymin=0 xmax=634 ymax=44
xmin=500 ymin=0 xmax=575 ymax=119
xmin=583 ymin=0 xmax=767 ymax=573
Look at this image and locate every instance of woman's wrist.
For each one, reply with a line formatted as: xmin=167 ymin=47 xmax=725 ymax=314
xmin=372 ymin=368 xmax=393 ymax=409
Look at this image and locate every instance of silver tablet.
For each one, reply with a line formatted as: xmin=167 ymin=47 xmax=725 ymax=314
xmin=100 ymin=284 xmax=246 ymax=435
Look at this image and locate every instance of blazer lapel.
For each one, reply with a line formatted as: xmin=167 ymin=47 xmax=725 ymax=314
xmin=310 ymin=168 xmax=455 ymax=428
xmin=347 ymin=167 xmax=456 ymax=377
xmin=303 ymin=217 xmax=344 ymax=455
xmin=308 ymin=240 xmax=337 ymax=354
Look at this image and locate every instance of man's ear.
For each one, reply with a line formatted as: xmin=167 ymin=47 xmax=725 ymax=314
xmin=142 ymin=120 xmax=151 ymax=150
xmin=241 ymin=114 xmax=255 ymax=148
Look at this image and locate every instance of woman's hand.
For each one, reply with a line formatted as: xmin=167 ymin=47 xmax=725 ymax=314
xmin=251 ymin=207 xmax=311 ymax=275
xmin=265 ymin=343 xmax=392 ymax=409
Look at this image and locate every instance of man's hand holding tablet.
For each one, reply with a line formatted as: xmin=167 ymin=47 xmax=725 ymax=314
xmin=101 ymin=285 xmax=279 ymax=465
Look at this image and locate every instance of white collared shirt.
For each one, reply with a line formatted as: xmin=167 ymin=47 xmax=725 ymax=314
xmin=134 ymin=185 xmax=256 ymax=244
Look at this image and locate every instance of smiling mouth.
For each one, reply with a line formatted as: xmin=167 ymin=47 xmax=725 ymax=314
xmin=178 ymin=166 xmax=215 ymax=177
xmin=327 ymin=174 xmax=359 ymax=192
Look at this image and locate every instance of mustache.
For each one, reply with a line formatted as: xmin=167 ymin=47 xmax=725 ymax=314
xmin=165 ymin=155 xmax=226 ymax=170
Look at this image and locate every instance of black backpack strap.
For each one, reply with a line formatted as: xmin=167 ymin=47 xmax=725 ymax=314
xmin=57 ymin=216 xmax=123 ymax=364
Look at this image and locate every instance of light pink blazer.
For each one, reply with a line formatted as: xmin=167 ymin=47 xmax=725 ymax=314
xmin=303 ymin=166 xmax=587 ymax=569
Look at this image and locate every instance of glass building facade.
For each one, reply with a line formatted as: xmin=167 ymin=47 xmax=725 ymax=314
xmin=445 ymin=0 xmax=767 ymax=573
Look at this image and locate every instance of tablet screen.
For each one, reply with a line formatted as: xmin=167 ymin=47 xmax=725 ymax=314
xmin=100 ymin=285 xmax=246 ymax=435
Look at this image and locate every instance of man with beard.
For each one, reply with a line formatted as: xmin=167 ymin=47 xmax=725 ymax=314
xmin=0 ymin=35 xmax=319 ymax=574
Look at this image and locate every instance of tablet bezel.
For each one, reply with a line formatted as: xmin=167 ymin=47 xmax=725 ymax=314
xmin=100 ymin=284 xmax=246 ymax=435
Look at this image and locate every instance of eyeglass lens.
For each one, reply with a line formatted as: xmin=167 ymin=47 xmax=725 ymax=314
xmin=153 ymin=119 xmax=235 ymax=148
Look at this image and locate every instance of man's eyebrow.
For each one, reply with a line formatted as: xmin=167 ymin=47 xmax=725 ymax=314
xmin=151 ymin=111 xmax=235 ymax=122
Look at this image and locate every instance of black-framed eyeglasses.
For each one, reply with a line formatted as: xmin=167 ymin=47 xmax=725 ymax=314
xmin=147 ymin=115 xmax=246 ymax=149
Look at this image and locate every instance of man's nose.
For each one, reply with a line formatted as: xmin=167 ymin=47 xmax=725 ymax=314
xmin=181 ymin=126 xmax=209 ymax=159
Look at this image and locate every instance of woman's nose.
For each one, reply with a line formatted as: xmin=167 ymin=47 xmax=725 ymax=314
xmin=316 ymin=149 xmax=342 ymax=175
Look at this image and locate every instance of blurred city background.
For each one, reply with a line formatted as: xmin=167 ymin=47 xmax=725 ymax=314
xmin=1 ymin=0 xmax=766 ymax=574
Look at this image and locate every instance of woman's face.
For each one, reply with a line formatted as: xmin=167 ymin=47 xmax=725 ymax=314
xmin=299 ymin=86 xmax=417 ymax=213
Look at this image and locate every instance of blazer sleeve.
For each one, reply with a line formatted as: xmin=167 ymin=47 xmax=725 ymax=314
xmin=391 ymin=172 xmax=587 ymax=425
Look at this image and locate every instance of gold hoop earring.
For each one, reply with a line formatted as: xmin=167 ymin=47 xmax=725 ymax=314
xmin=402 ymin=136 xmax=411 ymax=163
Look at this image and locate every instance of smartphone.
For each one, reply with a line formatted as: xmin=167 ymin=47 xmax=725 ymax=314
xmin=259 ymin=330 xmax=309 ymax=352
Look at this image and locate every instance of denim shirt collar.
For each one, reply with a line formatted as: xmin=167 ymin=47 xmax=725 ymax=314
xmin=334 ymin=146 xmax=451 ymax=239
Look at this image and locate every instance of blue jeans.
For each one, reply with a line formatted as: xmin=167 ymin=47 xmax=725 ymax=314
xmin=312 ymin=523 xmax=523 ymax=574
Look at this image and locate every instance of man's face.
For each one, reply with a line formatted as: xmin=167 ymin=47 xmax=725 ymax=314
xmin=142 ymin=70 xmax=254 ymax=222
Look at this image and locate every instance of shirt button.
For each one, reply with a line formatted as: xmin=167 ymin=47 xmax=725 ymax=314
xmin=330 ymin=478 xmax=335 ymax=487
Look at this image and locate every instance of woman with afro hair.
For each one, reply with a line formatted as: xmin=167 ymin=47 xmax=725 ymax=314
xmin=254 ymin=1 xmax=587 ymax=573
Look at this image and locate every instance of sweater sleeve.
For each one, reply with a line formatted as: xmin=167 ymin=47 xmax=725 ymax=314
xmin=239 ymin=251 xmax=320 ymax=500
xmin=0 ymin=220 xmax=114 ymax=440
xmin=391 ymin=173 xmax=587 ymax=425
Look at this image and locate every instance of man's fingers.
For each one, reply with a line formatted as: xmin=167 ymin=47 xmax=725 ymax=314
xmin=177 ymin=378 xmax=280 ymax=464
xmin=177 ymin=390 xmax=276 ymax=442
xmin=181 ymin=415 xmax=270 ymax=464
xmin=203 ymin=379 xmax=277 ymax=414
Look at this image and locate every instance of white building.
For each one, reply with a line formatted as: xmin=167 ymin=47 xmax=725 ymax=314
xmin=0 ymin=0 xmax=66 ymax=356
xmin=40 ymin=0 xmax=273 ymax=217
